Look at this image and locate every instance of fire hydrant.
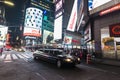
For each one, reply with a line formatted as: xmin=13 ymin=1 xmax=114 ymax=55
xmin=86 ymin=54 xmax=91 ymax=64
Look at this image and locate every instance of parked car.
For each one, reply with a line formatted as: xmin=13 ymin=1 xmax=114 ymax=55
xmin=33 ymin=49 xmax=81 ymax=68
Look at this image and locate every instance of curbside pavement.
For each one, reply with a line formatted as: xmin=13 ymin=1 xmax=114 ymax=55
xmin=91 ymin=58 xmax=120 ymax=67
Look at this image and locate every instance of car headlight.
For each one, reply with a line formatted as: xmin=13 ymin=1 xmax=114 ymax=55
xmin=77 ymin=58 xmax=80 ymax=61
xmin=64 ymin=58 xmax=72 ymax=62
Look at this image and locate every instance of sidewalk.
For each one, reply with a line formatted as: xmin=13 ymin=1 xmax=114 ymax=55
xmin=91 ymin=58 xmax=120 ymax=67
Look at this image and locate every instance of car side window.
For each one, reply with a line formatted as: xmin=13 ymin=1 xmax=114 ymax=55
xmin=49 ymin=50 xmax=54 ymax=56
xmin=54 ymin=51 xmax=62 ymax=56
xmin=44 ymin=50 xmax=49 ymax=55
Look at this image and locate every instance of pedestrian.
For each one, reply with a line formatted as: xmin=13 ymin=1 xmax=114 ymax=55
xmin=0 ymin=47 xmax=3 ymax=56
xmin=79 ymin=50 xmax=83 ymax=59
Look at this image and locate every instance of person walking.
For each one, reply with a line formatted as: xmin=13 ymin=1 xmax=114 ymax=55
xmin=0 ymin=47 xmax=3 ymax=56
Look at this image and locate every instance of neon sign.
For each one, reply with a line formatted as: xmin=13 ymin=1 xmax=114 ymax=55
xmin=109 ymin=24 xmax=120 ymax=37
xmin=100 ymin=4 xmax=120 ymax=16
xmin=111 ymin=26 xmax=120 ymax=34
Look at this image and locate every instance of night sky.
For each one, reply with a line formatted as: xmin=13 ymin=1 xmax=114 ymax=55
xmin=5 ymin=0 xmax=26 ymax=26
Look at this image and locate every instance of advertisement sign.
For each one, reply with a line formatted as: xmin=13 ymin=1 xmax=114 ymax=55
xmin=24 ymin=7 xmax=42 ymax=37
xmin=43 ymin=30 xmax=54 ymax=44
xmin=24 ymin=7 xmax=43 ymax=29
xmin=88 ymin=0 xmax=111 ymax=10
xmin=67 ymin=0 xmax=77 ymax=32
xmin=0 ymin=25 xmax=8 ymax=46
xmin=99 ymin=4 xmax=120 ymax=16
xmin=54 ymin=16 xmax=62 ymax=40
xmin=84 ymin=24 xmax=91 ymax=43
xmin=55 ymin=0 xmax=63 ymax=18
xmin=109 ymin=23 xmax=120 ymax=37
xmin=23 ymin=27 xmax=41 ymax=37
xmin=64 ymin=36 xmax=72 ymax=44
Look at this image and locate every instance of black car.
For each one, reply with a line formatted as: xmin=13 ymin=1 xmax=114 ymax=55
xmin=33 ymin=49 xmax=81 ymax=68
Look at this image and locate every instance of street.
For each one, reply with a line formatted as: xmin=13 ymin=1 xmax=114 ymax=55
xmin=0 ymin=50 xmax=120 ymax=80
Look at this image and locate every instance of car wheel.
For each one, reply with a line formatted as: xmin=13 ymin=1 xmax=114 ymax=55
xmin=57 ymin=60 xmax=62 ymax=68
xmin=34 ymin=56 xmax=39 ymax=60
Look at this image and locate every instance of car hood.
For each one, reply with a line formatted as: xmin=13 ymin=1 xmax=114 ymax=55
xmin=58 ymin=54 xmax=74 ymax=59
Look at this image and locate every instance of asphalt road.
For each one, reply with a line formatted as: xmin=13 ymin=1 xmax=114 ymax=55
xmin=0 ymin=50 xmax=120 ymax=80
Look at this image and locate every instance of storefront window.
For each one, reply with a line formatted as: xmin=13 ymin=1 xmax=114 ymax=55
xmin=101 ymin=27 xmax=120 ymax=59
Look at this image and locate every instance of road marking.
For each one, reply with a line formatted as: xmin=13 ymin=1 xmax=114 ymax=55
xmin=0 ymin=54 xmax=6 ymax=59
xmin=4 ymin=54 xmax=11 ymax=61
xmin=57 ymin=75 xmax=65 ymax=80
xmin=35 ymin=72 xmax=47 ymax=80
xmin=12 ymin=54 xmax=18 ymax=60
xmin=17 ymin=54 xmax=25 ymax=59
xmin=20 ymin=53 xmax=30 ymax=58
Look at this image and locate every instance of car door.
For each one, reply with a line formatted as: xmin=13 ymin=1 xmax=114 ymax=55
xmin=39 ymin=49 xmax=50 ymax=61
xmin=49 ymin=50 xmax=56 ymax=63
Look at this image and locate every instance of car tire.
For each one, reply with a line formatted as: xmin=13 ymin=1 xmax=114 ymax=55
xmin=34 ymin=56 xmax=39 ymax=60
xmin=57 ymin=60 xmax=62 ymax=68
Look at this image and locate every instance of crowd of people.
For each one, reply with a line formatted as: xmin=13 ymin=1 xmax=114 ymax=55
xmin=64 ymin=49 xmax=89 ymax=60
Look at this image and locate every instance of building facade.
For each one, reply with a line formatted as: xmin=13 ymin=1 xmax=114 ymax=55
xmin=23 ymin=0 xmax=55 ymax=46
xmin=89 ymin=0 xmax=120 ymax=60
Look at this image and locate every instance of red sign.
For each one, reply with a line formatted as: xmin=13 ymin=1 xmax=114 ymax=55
xmin=109 ymin=23 xmax=120 ymax=37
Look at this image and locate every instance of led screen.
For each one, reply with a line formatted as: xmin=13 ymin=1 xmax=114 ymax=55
xmin=67 ymin=0 xmax=77 ymax=32
xmin=23 ymin=27 xmax=41 ymax=37
xmin=43 ymin=30 xmax=54 ymax=44
xmin=24 ymin=7 xmax=43 ymax=29
xmin=54 ymin=16 xmax=62 ymax=40
xmin=23 ymin=7 xmax=43 ymax=37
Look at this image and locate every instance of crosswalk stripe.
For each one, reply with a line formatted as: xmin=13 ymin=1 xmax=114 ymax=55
xmin=5 ymin=54 xmax=11 ymax=60
xmin=0 ymin=54 xmax=6 ymax=59
xmin=0 ymin=52 xmax=33 ymax=62
xmin=12 ymin=54 xmax=18 ymax=60
xmin=16 ymin=54 xmax=25 ymax=59
xmin=20 ymin=53 xmax=30 ymax=58
xmin=25 ymin=53 xmax=33 ymax=57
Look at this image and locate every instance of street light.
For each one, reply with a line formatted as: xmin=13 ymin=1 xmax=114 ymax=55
xmin=0 ymin=0 xmax=14 ymax=6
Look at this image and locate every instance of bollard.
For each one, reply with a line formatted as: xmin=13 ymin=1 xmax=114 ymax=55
xmin=86 ymin=54 xmax=91 ymax=64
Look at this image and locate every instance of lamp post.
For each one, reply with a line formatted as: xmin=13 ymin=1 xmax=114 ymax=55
xmin=0 ymin=0 xmax=14 ymax=24
xmin=0 ymin=0 xmax=14 ymax=47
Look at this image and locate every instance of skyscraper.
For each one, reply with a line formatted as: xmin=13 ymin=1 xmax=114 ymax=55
xmin=23 ymin=0 xmax=55 ymax=46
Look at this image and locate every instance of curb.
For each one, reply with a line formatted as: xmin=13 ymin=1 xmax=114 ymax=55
xmin=91 ymin=58 xmax=120 ymax=67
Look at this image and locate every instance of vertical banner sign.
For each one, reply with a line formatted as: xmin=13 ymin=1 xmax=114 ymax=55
xmin=67 ymin=0 xmax=77 ymax=32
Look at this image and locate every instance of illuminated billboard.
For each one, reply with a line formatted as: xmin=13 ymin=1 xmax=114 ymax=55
xmin=54 ymin=16 xmax=62 ymax=40
xmin=23 ymin=27 xmax=41 ymax=37
xmin=0 ymin=25 xmax=8 ymax=46
xmin=88 ymin=0 xmax=111 ymax=10
xmin=64 ymin=36 xmax=72 ymax=44
xmin=109 ymin=23 xmax=120 ymax=37
xmin=43 ymin=30 xmax=54 ymax=44
xmin=84 ymin=24 xmax=91 ymax=43
xmin=67 ymin=0 xmax=77 ymax=32
xmin=24 ymin=7 xmax=43 ymax=37
xmin=55 ymin=0 xmax=63 ymax=18
xmin=24 ymin=7 xmax=43 ymax=29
